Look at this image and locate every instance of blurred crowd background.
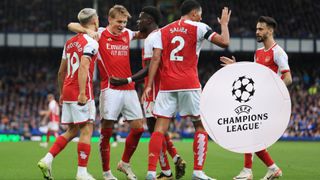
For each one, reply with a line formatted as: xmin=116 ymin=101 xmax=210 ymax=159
xmin=1 ymin=0 xmax=319 ymax=37
xmin=0 ymin=0 xmax=319 ymax=140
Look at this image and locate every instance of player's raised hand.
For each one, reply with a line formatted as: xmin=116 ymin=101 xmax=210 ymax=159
xmin=141 ymin=86 xmax=151 ymax=103
xmin=86 ymin=29 xmax=99 ymax=41
xmin=218 ymin=7 xmax=231 ymax=25
xmin=77 ymin=93 xmax=88 ymax=106
xmin=110 ymin=76 xmax=128 ymax=86
xmin=220 ymin=56 xmax=236 ymax=66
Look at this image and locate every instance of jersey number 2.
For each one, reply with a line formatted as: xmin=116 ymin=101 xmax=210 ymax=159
xmin=66 ymin=52 xmax=80 ymax=78
xmin=170 ymin=36 xmax=185 ymax=61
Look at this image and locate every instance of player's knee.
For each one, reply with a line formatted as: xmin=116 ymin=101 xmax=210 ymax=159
xmin=131 ymin=127 xmax=144 ymax=134
xmin=146 ymin=117 xmax=156 ymax=133
xmin=101 ymin=119 xmax=114 ymax=128
xmin=193 ymin=120 xmax=206 ymax=132
xmin=129 ymin=119 xmax=144 ymax=129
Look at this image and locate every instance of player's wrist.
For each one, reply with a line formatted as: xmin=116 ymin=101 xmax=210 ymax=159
xmin=127 ymin=77 xmax=132 ymax=83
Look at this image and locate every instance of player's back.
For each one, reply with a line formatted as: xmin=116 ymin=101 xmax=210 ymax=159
xmin=142 ymin=30 xmax=161 ymax=101
xmin=159 ymin=20 xmax=200 ymax=91
xmin=63 ymin=34 xmax=97 ymax=102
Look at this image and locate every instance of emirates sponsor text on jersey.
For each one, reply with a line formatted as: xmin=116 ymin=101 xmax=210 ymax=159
xmin=106 ymin=43 xmax=129 ymax=56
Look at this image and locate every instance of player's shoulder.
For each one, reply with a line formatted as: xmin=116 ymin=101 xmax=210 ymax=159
xmin=185 ymin=20 xmax=206 ymax=26
xmin=66 ymin=34 xmax=81 ymax=43
xmin=83 ymin=34 xmax=99 ymax=47
xmin=146 ymin=29 xmax=160 ymax=40
xmin=49 ymin=100 xmax=57 ymax=107
xmin=256 ymin=46 xmax=264 ymax=52
xmin=272 ymin=44 xmax=286 ymax=53
xmin=184 ymin=20 xmax=209 ymax=30
xmin=98 ymin=27 xmax=106 ymax=32
xmin=272 ymin=44 xmax=288 ymax=60
xmin=123 ymin=28 xmax=133 ymax=34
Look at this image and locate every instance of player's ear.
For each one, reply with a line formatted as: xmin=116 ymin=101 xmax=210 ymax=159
xmin=108 ymin=16 xmax=112 ymax=23
xmin=190 ymin=9 xmax=197 ymax=18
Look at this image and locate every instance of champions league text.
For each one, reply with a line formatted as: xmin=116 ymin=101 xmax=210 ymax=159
xmin=217 ymin=113 xmax=268 ymax=132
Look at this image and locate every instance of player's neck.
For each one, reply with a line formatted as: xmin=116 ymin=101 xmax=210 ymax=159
xmin=84 ymin=24 xmax=97 ymax=32
xmin=146 ymin=24 xmax=158 ymax=36
xmin=181 ymin=15 xmax=191 ymax=21
xmin=263 ymin=37 xmax=276 ymax=50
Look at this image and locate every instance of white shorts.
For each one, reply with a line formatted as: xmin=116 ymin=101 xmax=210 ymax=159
xmin=61 ymin=100 xmax=96 ymax=124
xmin=143 ymin=101 xmax=155 ymax=118
xmin=48 ymin=121 xmax=59 ymax=131
xmin=153 ymin=90 xmax=201 ymax=118
xmin=99 ymin=89 xmax=143 ymax=121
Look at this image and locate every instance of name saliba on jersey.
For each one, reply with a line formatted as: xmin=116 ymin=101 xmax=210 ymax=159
xmin=169 ymin=27 xmax=188 ymax=34
xmin=217 ymin=106 xmax=269 ymax=133
xmin=106 ymin=43 xmax=129 ymax=56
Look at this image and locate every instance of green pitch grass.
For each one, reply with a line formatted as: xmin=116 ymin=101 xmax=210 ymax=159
xmin=0 ymin=141 xmax=319 ymax=180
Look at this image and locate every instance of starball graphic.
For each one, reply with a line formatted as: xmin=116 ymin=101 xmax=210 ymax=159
xmin=232 ymin=76 xmax=255 ymax=103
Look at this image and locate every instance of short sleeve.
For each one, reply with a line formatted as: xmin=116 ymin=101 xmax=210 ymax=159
xmin=125 ymin=28 xmax=135 ymax=40
xmin=152 ymin=30 xmax=163 ymax=50
xmin=185 ymin=20 xmax=216 ymax=41
xmin=62 ymin=44 xmax=67 ymax=60
xmin=274 ymin=47 xmax=290 ymax=73
xmin=143 ymin=31 xmax=159 ymax=60
xmin=83 ymin=34 xmax=99 ymax=59
xmin=197 ymin=22 xmax=216 ymax=41
xmin=98 ymin=27 xmax=105 ymax=36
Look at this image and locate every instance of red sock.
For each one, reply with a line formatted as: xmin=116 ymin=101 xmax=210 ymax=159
xmin=148 ymin=132 xmax=164 ymax=171
xmin=193 ymin=131 xmax=208 ymax=170
xmin=244 ymin=153 xmax=253 ymax=168
xmin=78 ymin=142 xmax=91 ymax=167
xmin=46 ymin=131 xmax=50 ymax=142
xmin=256 ymin=149 xmax=274 ymax=167
xmin=100 ymin=128 xmax=112 ymax=171
xmin=159 ymin=138 xmax=171 ymax=171
xmin=121 ymin=128 xmax=144 ymax=163
xmin=49 ymin=136 xmax=68 ymax=157
xmin=164 ymin=134 xmax=177 ymax=158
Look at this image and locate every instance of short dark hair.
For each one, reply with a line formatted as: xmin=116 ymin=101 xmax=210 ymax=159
xmin=142 ymin=6 xmax=161 ymax=25
xmin=258 ymin=16 xmax=277 ymax=30
xmin=180 ymin=0 xmax=201 ymax=16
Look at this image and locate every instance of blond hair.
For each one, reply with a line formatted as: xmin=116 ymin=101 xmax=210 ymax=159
xmin=108 ymin=5 xmax=131 ymax=19
xmin=78 ymin=8 xmax=97 ymax=25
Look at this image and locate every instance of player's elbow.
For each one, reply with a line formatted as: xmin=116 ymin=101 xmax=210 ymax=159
xmin=219 ymin=39 xmax=230 ymax=48
xmin=58 ymin=69 xmax=66 ymax=79
xmin=285 ymin=77 xmax=292 ymax=86
xmin=67 ymin=23 xmax=72 ymax=30
xmin=67 ymin=23 xmax=77 ymax=31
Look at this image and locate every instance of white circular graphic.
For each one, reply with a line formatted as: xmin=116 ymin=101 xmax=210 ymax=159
xmin=200 ymin=62 xmax=291 ymax=153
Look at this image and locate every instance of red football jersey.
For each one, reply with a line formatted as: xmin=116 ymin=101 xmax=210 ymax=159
xmin=62 ymin=34 xmax=98 ymax=102
xmin=97 ymin=28 xmax=135 ymax=90
xmin=142 ymin=30 xmax=160 ymax=102
xmin=153 ymin=19 xmax=216 ymax=91
xmin=255 ymin=43 xmax=290 ymax=76
xmin=49 ymin=100 xmax=60 ymax=122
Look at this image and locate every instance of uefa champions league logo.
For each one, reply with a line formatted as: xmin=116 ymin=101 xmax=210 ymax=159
xmin=232 ymin=76 xmax=255 ymax=103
